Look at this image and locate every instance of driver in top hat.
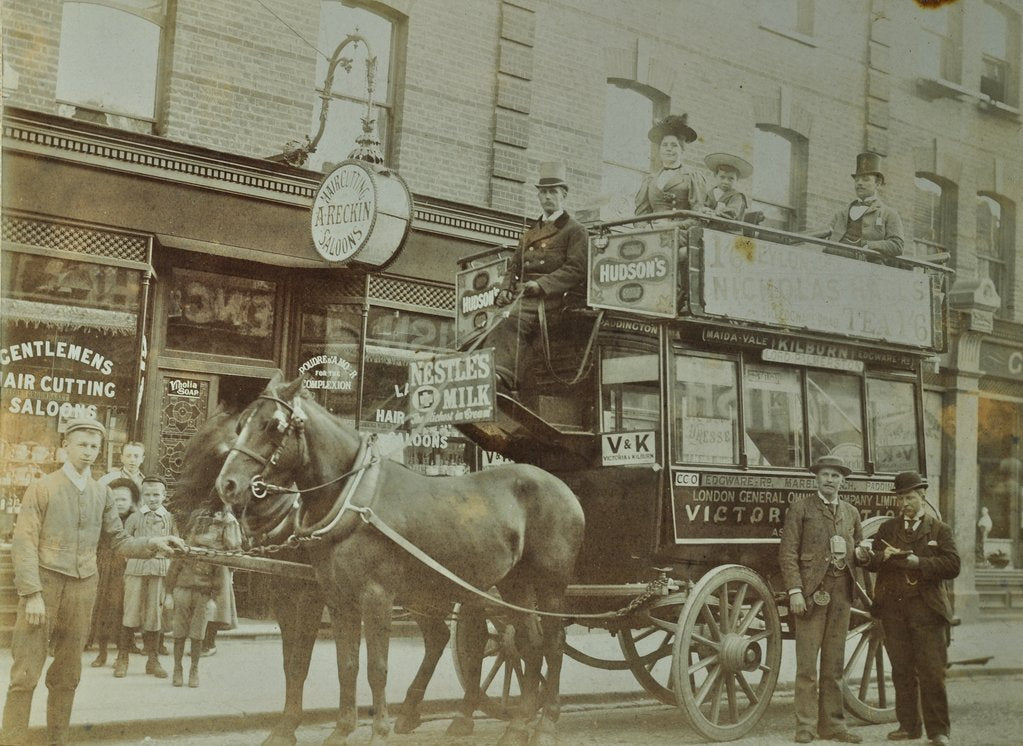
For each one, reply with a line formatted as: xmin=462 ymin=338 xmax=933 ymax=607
xmin=488 ymin=161 xmax=588 ymax=390
xmin=819 ymin=151 xmax=905 ymax=261
xmin=779 ymin=455 xmax=869 ymax=744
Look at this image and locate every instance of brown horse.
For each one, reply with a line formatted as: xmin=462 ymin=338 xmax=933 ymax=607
xmin=215 ymin=375 xmax=585 ymax=746
xmin=171 ymin=405 xmax=472 ymax=745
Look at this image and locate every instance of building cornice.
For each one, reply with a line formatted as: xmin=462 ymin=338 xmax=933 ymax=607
xmin=2 ymin=107 xmax=525 ymax=246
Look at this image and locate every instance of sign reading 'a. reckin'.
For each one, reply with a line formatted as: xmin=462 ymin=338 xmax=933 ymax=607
xmin=310 ymin=161 xmax=377 ymax=263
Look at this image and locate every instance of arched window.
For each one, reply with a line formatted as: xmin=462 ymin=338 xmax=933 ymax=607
xmin=601 ymin=80 xmax=668 ymax=218
xmin=752 ymin=125 xmax=807 ymax=232
xmin=55 ymin=0 xmax=165 ymax=121
xmin=977 ymin=193 xmax=1015 ymax=315
xmin=913 ymin=175 xmax=957 ymax=259
xmin=309 ymin=1 xmax=401 ymax=172
xmin=981 ymin=2 xmax=1020 ymax=106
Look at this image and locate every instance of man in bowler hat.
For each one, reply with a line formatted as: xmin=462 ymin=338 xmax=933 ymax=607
xmin=779 ymin=455 xmax=868 ymax=743
xmin=820 ymin=152 xmax=905 ymax=260
xmin=487 ymin=161 xmax=588 ymax=390
xmin=1 ymin=418 xmax=185 ymax=746
xmin=865 ymin=472 xmax=960 ymax=746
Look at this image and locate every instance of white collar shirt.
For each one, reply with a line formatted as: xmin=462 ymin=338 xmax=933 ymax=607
xmin=539 ymin=210 xmax=563 ymax=226
xmin=62 ymin=461 xmax=90 ymax=491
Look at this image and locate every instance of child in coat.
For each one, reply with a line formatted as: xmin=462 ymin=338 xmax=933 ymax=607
xmin=119 ymin=475 xmax=176 ymax=678
xmin=89 ymin=478 xmax=138 ymax=668
xmin=164 ymin=510 xmax=233 ymax=687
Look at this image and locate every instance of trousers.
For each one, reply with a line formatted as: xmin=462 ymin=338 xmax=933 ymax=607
xmin=1 ymin=568 xmax=98 ymax=745
xmin=879 ymin=596 xmax=950 ymax=738
xmin=793 ymin=570 xmax=852 ymax=735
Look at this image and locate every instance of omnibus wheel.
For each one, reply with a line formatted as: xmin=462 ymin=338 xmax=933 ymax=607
xmin=671 ymin=565 xmax=782 ymax=742
xmin=843 ymin=515 xmax=897 ymax=723
xmin=617 ymin=593 xmax=687 ymax=705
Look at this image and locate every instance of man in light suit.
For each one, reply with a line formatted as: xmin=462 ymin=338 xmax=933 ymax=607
xmin=821 ymin=151 xmax=904 ymax=261
xmin=866 ymin=471 xmax=959 ymax=746
xmin=487 ymin=161 xmax=588 ymax=390
xmin=779 ymin=455 xmax=868 ymax=744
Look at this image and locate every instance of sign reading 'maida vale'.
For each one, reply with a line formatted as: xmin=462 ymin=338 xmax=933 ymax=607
xmin=407 ymin=349 xmax=495 ymax=426
xmin=588 ymin=228 xmax=678 ymax=318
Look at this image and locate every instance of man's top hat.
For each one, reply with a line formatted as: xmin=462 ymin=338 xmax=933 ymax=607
xmin=64 ymin=417 xmax=106 ymax=438
xmin=705 ymin=152 xmax=754 ymax=179
xmin=852 ymin=151 xmax=885 ymax=183
xmin=535 ymin=161 xmax=568 ymax=189
xmin=808 ymin=454 xmax=852 ymax=476
xmin=648 ymin=114 xmax=698 ymax=144
xmin=892 ymin=471 xmax=928 ymax=494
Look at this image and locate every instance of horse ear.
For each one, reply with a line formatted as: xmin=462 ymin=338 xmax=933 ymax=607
xmin=279 ymin=373 xmax=306 ymax=401
xmin=265 ymin=372 xmax=284 ymax=393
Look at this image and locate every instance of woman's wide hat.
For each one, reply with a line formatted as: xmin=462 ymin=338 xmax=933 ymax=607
xmin=808 ymin=455 xmax=852 ymax=476
xmin=648 ymin=114 xmax=697 ymax=144
xmin=852 ymin=151 xmax=885 ymax=183
xmin=705 ymin=152 xmax=753 ymax=179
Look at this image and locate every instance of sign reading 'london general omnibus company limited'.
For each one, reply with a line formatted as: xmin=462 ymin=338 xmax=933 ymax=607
xmin=588 ymin=228 xmax=678 ymax=318
xmin=698 ymin=230 xmax=938 ymax=350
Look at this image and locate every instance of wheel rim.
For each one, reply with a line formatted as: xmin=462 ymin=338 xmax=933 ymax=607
xmin=617 ymin=595 xmax=683 ymax=705
xmin=671 ymin=565 xmax=781 ymax=742
xmin=843 ymin=515 xmax=897 ymax=723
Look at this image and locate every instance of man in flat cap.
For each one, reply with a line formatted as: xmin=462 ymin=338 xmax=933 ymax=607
xmin=819 ymin=152 xmax=905 ymax=261
xmin=488 ymin=161 xmax=588 ymax=390
xmin=1 ymin=418 xmax=185 ymax=746
xmin=865 ymin=472 xmax=959 ymax=746
xmin=779 ymin=455 xmax=868 ymax=744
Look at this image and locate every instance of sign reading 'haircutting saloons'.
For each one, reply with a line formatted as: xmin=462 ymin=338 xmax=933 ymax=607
xmin=311 ymin=162 xmax=376 ymax=263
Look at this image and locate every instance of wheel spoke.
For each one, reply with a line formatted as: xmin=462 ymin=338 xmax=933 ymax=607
xmin=718 ymin=582 xmax=730 ymax=630
xmin=481 ymin=653 xmax=503 ymax=691
xmin=691 ymin=632 xmax=720 ymax=650
xmin=734 ymin=671 xmax=759 ymax=705
xmin=744 ymin=630 xmax=771 ymax=645
xmin=709 ymin=671 xmax=725 ymax=723
xmin=725 ymin=670 xmax=739 ymax=723
xmin=699 ymin=604 xmax=722 ymax=641
xmin=694 ymin=665 xmax=721 ymax=707
xmin=735 ymin=599 xmax=764 ymax=635
xmin=874 ymin=639 xmax=888 ymax=708
xmin=858 ymin=634 xmax=879 ymax=699
xmin=730 ymin=583 xmax=749 ymax=632
xmin=631 ymin=626 xmax=658 ymax=643
xmin=844 ymin=629 xmax=869 ymax=678
xmin=688 ymin=652 xmax=719 ymax=674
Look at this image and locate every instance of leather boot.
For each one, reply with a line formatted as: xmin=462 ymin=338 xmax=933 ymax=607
xmin=112 ymin=651 xmax=129 ymax=678
xmin=45 ymin=690 xmax=75 ymax=746
xmin=90 ymin=642 xmax=107 ymax=668
xmin=172 ymin=639 xmax=186 ymax=687
xmin=143 ymin=632 xmax=167 ymax=678
xmin=188 ymin=638 xmax=201 ymax=688
xmin=0 ymin=689 xmax=33 ymax=745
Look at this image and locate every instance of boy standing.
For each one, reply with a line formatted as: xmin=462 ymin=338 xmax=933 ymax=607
xmin=119 ymin=476 xmax=177 ymax=679
xmin=0 ymin=419 xmax=183 ymax=746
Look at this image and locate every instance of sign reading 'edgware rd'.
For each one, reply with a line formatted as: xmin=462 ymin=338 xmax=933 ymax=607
xmin=407 ymin=349 xmax=495 ymax=426
xmin=310 ymin=161 xmax=377 ymax=263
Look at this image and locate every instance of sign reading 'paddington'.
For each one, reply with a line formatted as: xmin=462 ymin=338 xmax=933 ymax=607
xmin=310 ymin=162 xmax=377 ymax=263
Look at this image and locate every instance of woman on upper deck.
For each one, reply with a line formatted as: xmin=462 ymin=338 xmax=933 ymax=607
xmin=634 ymin=114 xmax=708 ymax=217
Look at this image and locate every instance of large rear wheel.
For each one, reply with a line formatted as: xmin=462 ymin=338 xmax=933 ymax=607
xmin=617 ymin=594 xmax=686 ymax=705
xmin=671 ymin=565 xmax=782 ymax=742
xmin=843 ymin=515 xmax=897 ymax=723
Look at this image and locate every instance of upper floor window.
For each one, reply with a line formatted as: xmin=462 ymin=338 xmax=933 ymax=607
xmin=980 ymin=2 xmax=1020 ymax=106
xmin=759 ymin=0 xmax=814 ymax=39
xmin=913 ymin=175 xmax=957 ymax=260
xmin=55 ymin=0 xmax=165 ymax=121
xmin=977 ymin=193 xmax=1015 ymax=316
xmin=752 ymin=125 xmax=807 ymax=232
xmin=916 ymin=2 xmax=962 ymax=82
xmin=309 ymin=1 xmax=400 ymax=172
xmin=601 ymin=80 xmax=668 ymax=218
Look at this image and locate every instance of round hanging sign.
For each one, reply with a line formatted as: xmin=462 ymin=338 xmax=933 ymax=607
xmin=309 ymin=160 xmax=412 ymax=268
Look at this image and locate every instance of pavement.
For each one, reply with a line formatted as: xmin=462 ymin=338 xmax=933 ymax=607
xmin=0 ymin=617 xmax=1018 ymax=742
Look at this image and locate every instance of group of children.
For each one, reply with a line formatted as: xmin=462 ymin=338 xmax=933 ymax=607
xmin=88 ymin=475 xmax=241 ymax=688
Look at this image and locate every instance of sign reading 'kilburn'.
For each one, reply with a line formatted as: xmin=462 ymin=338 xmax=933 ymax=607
xmin=309 ymin=160 xmax=414 ymax=270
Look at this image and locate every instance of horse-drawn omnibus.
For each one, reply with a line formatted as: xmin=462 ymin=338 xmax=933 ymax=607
xmin=447 ymin=211 xmax=951 ymax=741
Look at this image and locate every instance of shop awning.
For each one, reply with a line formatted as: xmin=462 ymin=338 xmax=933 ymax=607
xmin=1 ymin=299 xmax=138 ymax=335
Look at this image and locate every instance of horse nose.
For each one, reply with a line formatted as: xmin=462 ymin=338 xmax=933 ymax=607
xmin=217 ymin=475 xmax=238 ymax=500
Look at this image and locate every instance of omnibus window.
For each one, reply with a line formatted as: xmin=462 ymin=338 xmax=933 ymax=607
xmin=743 ymin=364 xmax=805 ymax=468
xmin=601 ymin=350 xmax=659 ymax=432
xmin=807 ymin=371 xmax=864 ymax=471
xmin=674 ymin=356 xmax=738 ymax=465
xmin=867 ymin=378 xmax=920 ymax=473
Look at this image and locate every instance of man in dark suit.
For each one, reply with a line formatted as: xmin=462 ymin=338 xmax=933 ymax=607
xmin=866 ymin=471 xmax=960 ymax=746
xmin=487 ymin=161 xmax=588 ymax=390
xmin=779 ymin=455 xmax=867 ymax=744
xmin=819 ymin=151 xmax=905 ymax=261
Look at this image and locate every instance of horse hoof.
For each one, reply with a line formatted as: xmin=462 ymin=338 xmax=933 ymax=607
xmin=496 ymin=723 xmax=530 ymax=746
xmin=321 ymin=728 xmax=349 ymax=746
xmin=261 ymin=732 xmax=297 ymax=746
xmin=393 ymin=710 xmax=421 ymax=734
xmin=446 ymin=714 xmax=475 ymax=736
xmin=528 ymin=717 xmax=558 ymax=746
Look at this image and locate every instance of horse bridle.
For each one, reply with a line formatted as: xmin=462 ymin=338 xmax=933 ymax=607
xmin=227 ymin=394 xmax=310 ymax=500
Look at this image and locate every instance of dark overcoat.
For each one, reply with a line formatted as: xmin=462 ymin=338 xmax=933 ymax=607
xmin=779 ymin=494 xmax=863 ymax=599
xmin=500 ymin=212 xmax=588 ymax=298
